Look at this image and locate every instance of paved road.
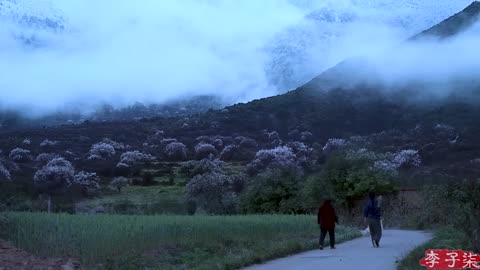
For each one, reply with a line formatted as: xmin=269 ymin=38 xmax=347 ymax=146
xmin=243 ymin=230 xmax=432 ymax=270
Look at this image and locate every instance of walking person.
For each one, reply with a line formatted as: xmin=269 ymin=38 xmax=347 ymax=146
xmin=363 ymin=192 xmax=383 ymax=248
xmin=317 ymin=199 xmax=338 ymax=250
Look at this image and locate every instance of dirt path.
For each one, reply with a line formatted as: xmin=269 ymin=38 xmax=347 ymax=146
xmin=0 ymin=240 xmax=80 ymax=270
xmin=243 ymin=230 xmax=431 ymax=270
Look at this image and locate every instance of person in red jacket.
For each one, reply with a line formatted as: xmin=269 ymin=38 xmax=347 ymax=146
xmin=317 ymin=199 xmax=338 ymax=250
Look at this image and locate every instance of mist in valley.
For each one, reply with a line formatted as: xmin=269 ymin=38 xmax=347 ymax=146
xmin=0 ymin=0 xmax=478 ymax=117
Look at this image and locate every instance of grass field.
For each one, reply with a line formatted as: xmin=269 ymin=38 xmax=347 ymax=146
xmin=397 ymin=227 xmax=471 ymax=270
xmin=1 ymin=212 xmax=360 ymax=270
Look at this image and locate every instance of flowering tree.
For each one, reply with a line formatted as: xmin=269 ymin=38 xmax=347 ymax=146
xmin=180 ymin=157 xmax=225 ymax=177
xmin=144 ymin=130 xmax=165 ymax=146
xmin=186 ymin=172 xmax=238 ymax=214
xmin=73 ymin=171 xmax=101 ymax=196
xmin=9 ymin=148 xmax=32 ymax=163
xmin=322 ymin=138 xmax=347 ymax=152
xmin=116 ymin=151 xmax=156 ymax=168
xmin=109 ymin=177 xmax=129 ymax=192
xmin=22 ymin=139 xmax=31 ymax=145
xmin=164 ymin=142 xmax=187 ymax=161
xmin=286 ymin=141 xmax=316 ymax=170
xmin=263 ymin=130 xmax=282 ymax=146
xmin=88 ymin=142 xmax=116 ymax=160
xmin=102 ymin=138 xmax=126 ymax=150
xmin=247 ymin=146 xmax=300 ymax=176
xmin=373 ymin=149 xmax=421 ymax=172
xmin=33 ymin=158 xmax=75 ymax=212
xmin=195 ymin=143 xmax=218 ymax=159
xmin=35 ymin=153 xmax=61 ymax=168
xmin=40 ymin=139 xmax=58 ymax=147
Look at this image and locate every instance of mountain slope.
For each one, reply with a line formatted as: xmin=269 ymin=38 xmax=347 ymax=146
xmin=1 ymin=2 xmax=480 ymax=181
xmin=410 ymin=1 xmax=480 ymax=40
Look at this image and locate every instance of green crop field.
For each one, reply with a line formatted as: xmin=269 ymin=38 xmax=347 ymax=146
xmin=1 ymin=212 xmax=360 ymax=270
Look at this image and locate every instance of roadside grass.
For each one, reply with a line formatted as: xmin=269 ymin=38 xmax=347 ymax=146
xmin=1 ymin=212 xmax=360 ymax=270
xmin=397 ymin=227 xmax=471 ymax=270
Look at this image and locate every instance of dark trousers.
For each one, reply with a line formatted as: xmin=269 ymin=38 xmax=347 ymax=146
xmin=319 ymin=227 xmax=335 ymax=247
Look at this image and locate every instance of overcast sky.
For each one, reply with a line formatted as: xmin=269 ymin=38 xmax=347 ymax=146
xmin=0 ymin=0 xmax=476 ymax=115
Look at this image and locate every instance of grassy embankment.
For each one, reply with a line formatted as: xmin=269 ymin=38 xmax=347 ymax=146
xmin=397 ymin=227 xmax=471 ymax=270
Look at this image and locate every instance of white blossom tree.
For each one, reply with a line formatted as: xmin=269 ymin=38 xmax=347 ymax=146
xmin=322 ymin=138 xmax=347 ymax=152
xmin=164 ymin=142 xmax=187 ymax=161
xmin=9 ymin=148 xmax=32 ymax=163
xmin=35 ymin=153 xmax=61 ymax=168
xmin=186 ymin=172 xmax=237 ymax=214
xmin=195 ymin=143 xmax=218 ymax=159
xmin=247 ymin=146 xmax=301 ymax=176
xmin=88 ymin=142 xmax=116 ymax=160
xmin=40 ymin=139 xmax=58 ymax=147
xmin=116 ymin=151 xmax=155 ymax=168
xmin=109 ymin=177 xmax=129 ymax=192
xmin=73 ymin=171 xmax=101 ymax=196
xmin=102 ymin=138 xmax=126 ymax=150
xmin=33 ymin=158 xmax=75 ymax=212
xmin=180 ymin=157 xmax=225 ymax=177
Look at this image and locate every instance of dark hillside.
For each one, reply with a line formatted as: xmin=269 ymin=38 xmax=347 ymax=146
xmin=410 ymin=1 xmax=480 ymax=40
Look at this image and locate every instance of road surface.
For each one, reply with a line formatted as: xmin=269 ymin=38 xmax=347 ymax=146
xmin=243 ymin=230 xmax=431 ymax=270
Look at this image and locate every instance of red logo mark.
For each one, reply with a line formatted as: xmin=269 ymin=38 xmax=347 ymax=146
xmin=419 ymin=249 xmax=480 ymax=269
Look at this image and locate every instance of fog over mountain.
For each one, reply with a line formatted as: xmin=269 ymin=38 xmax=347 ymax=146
xmin=0 ymin=0 xmax=477 ymax=115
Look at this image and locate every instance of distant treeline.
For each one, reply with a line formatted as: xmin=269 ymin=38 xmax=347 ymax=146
xmin=0 ymin=95 xmax=224 ymax=130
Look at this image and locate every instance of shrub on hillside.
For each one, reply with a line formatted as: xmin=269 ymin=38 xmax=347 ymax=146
xmin=219 ymin=145 xmax=239 ymax=161
xmin=263 ymin=130 xmax=282 ymax=146
xmin=286 ymin=141 xmax=317 ymax=171
xmin=144 ymin=131 xmax=165 ymax=146
xmin=35 ymin=153 xmax=61 ymax=168
xmin=195 ymin=136 xmax=212 ymax=144
xmin=102 ymin=138 xmax=126 ymax=150
xmin=246 ymin=146 xmax=301 ymax=176
xmin=186 ymin=172 xmax=238 ymax=214
xmin=33 ymin=158 xmax=75 ymax=212
xmin=241 ymin=169 xmax=303 ymax=214
xmin=180 ymin=157 xmax=224 ymax=177
xmin=117 ymin=151 xmax=155 ymax=168
xmin=373 ymin=149 xmax=421 ymax=173
xmin=9 ymin=148 xmax=32 ymax=163
xmin=73 ymin=171 xmax=101 ymax=196
xmin=322 ymin=138 xmax=347 ymax=153
xmin=34 ymin=158 xmax=75 ymax=188
xmin=109 ymin=177 xmax=129 ymax=192
xmin=164 ymin=142 xmax=187 ymax=161
xmin=89 ymin=142 xmax=116 ymax=160
xmin=40 ymin=139 xmax=58 ymax=147
xmin=212 ymin=138 xmax=224 ymax=150
xmin=195 ymin=143 xmax=218 ymax=159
